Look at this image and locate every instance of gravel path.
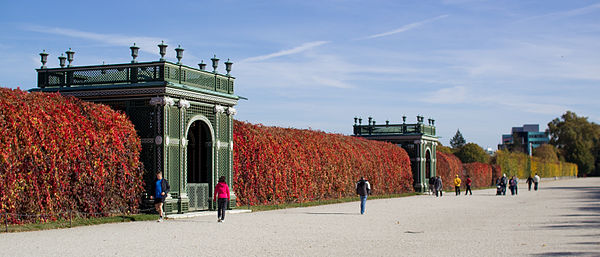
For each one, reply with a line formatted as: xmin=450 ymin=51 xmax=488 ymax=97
xmin=1 ymin=177 xmax=599 ymax=256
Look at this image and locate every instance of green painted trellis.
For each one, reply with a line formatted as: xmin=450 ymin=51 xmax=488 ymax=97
xmin=353 ymin=116 xmax=439 ymax=192
xmin=32 ymin=46 xmax=239 ymax=214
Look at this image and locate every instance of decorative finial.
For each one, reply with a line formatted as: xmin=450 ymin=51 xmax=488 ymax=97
xmin=198 ymin=60 xmax=207 ymax=71
xmin=158 ymin=41 xmax=168 ymax=61
xmin=130 ymin=43 xmax=140 ymax=63
xmin=211 ymin=54 xmax=220 ymax=73
xmin=58 ymin=54 xmax=66 ymax=68
xmin=39 ymin=50 xmax=49 ymax=69
xmin=65 ymin=48 xmax=75 ymax=67
xmin=225 ymin=58 xmax=233 ymax=76
xmin=175 ymin=45 xmax=184 ymax=64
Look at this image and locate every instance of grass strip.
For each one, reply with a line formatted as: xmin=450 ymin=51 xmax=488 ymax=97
xmin=1 ymin=214 xmax=157 ymax=233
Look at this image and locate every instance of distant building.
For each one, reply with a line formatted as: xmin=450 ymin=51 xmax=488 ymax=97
xmin=498 ymin=124 xmax=549 ymax=155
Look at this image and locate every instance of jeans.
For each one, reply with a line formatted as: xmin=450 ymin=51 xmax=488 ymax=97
xmin=217 ymin=198 xmax=228 ymax=220
xmin=455 ymin=186 xmax=460 ymax=196
xmin=360 ymin=195 xmax=367 ymax=214
xmin=465 ymin=185 xmax=472 ymax=195
xmin=436 ymin=188 xmax=443 ymax=197
xmin=534 ymin=182 xmax=539 ymax=191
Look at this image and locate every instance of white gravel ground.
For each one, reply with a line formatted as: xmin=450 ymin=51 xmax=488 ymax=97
xmin=1 ymin=177 xmax=599 ymax=257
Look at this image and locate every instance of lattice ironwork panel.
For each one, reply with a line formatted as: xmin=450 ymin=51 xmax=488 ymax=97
xmin=168 ymin=145 xmax=180 ymax=191
xmin=128 ymin=106 xmax=155 ymax=138
xmin=218 ymin=148 xmax=229 ymax=178
xmin=219 ymin=114 xmax=229 ymax=142
xmin=183 ymin=69 xmax=214 ymax=90
xmin=187 ymin=183 xmax=209 ymax=211
xmin=168 ymin=106 xmax=180 ymax=138
xmin=186 ymin=104 xmax=215 ymax=126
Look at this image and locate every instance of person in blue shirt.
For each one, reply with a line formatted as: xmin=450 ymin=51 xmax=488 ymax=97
xmin=150 ymin=172 xmax=170 ymax=222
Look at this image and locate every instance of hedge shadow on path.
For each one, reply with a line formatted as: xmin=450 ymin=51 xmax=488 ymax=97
xmin=534 ymin=182 xmax=600 ymax=256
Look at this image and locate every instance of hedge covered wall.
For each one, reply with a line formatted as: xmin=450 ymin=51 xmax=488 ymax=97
xmin=0 ymin=88 xmax=143 ymax=223
xmin=233 ymin=121 xmax=414 ymax=206
xmin=494 ymin=150 xmax=578 ymax=178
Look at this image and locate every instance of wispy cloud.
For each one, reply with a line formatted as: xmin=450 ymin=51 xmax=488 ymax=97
xmin=23 ymin=25 xmax=166 ymax=55
xmin=358 ymin=15 xmax=449 ymax=40
xmin=240 ymin=41 xmax=330 ymax=63
xmin=423 ymin=85 xmax=467 ymax=104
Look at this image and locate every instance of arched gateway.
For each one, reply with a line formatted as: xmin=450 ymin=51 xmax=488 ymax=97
xmin=33 ymin=44 xmax=239 ymax=213
xmin=353 ymin=116 xmax=438 ymax=192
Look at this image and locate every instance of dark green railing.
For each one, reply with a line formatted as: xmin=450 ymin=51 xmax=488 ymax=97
xmin=353 ymin=123 xmax=436 ymax=137
xmin=36 ymin=61 xmax=234 ymax=94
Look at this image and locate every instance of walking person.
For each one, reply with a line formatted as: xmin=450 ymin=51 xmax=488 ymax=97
xmin=214 ymin=176 xmax=230 ymax=222
xmin=512 ymin=175 xmax=518 ymax=195
xmin=435 ymin=176 xmax=443 ymax=197
xmin=356 ymin=177 xmax=371 ymax=214
xmin=454 ymin=174 xmax=462 ymax=196
xmin=150 ymin=172 xmax=170 ymax=222
xmin=429 ymin=176 xmax=436 ymax=196
xmin=500 ymin=174 xmax=508 ymax=195
xmin=509 ymin=177 xmax=516 ymax=195
xmin=464 ymin=175 xmax=472 ymax=195
xmin=526 ymin=175 xmax=534 ymax=191
xmin=533 ymin=173 xmax=540 ymax=191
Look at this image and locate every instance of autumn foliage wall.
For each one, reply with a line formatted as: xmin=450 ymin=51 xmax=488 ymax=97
xmin=0 ymin=88 xmax=143 ymax=223
xmin=436 ymin=151 xmax=494 ymax=190
xmin=233 ymin=121 xmax=413 ymax=206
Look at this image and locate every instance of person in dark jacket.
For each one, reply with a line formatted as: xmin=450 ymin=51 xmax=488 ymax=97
xmin=429 ymin=177 xmax=436 ymax=196
xmin=150 ymin=172 xmax=170 ymax=222
xmin=356 ymin=177 xmax=371 ymax=215
xmin=434 ymin=176 xmax=443 ymax=197
xmin=214 ymin=176 xmax=231 ymax=223
xmin=464 ymin=175 xmax=472 ymax=195
xmin=526 ymin=176 xmax=534 ymax=191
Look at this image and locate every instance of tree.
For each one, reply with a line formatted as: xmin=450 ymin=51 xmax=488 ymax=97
xmin=437 ymin=144 xmax=454 ymax=154
xmin=450 ymin=129 xmax=466 ymax=149
xmin=547 ymin=111 xmax=600 ymax=176
xmin=533 ymin=144 xmax=559 ymax=162
xmin=454 ymin=143 xmax=490 ymax=163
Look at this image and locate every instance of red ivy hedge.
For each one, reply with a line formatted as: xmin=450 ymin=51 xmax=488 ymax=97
xmin=0 ymin=88 xmax=143 ymax=223
xmin=436 ymin=151 xmax=463 ymax=190
xmin=436 ymin=151 xmax=494 ymax=190
xmin=233 ymin=121 xmax=413 ymax=206
xmin=462 ymin=162 xmax=492 ymax=188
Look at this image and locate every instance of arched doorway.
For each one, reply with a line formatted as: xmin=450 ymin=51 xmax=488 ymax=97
xmin=186 ymin=120 xmax=212 ymax=211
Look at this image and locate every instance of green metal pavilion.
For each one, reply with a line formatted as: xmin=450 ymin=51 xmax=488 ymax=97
xmin=32 ymin=43 xmax=238 ymax=214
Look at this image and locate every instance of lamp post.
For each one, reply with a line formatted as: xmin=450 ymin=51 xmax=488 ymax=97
xmin=198 ymin=60 xmax=206 ymax=71
xmin=58 ymin=54 xmax=66 ymax=68
xmin=158 ymin=41 xmax=168 ymax=61
xmin=130 ymin=43 xmax=139 ymax=63
xmin=175 ymin=45 xmax=184 ymax=64
xmin=224 ymin=59 xmax=233 ymax=76
xmin=211 ymin=55 xmax=219 ymax=73
xmin=65 ymin=48 xmax=75 ymax=67
xmin=39 ymin=50 xmax=49 ymax=69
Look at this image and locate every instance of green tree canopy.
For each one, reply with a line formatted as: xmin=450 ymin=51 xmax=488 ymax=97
xmin=533 ymin=144 xmax=559 ymax=162
xmin=437 ymin=145 xmax=454 ymax=154
xmin=455 ymin=143 xmax=490 ymax=163
xmin=450 ymin=129 xmax=466 ymax=149
xmin=548 ymin=111 xmax=600 ymax=175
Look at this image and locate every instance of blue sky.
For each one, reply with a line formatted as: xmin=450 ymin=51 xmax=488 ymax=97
xmin=1 ymin=0 xmax=599 ymax=149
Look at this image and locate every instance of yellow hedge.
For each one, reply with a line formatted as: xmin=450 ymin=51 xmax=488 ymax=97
xmin=494 ymin=150 xmax=578 ymax=178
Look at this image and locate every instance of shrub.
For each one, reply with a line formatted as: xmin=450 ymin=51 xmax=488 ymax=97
xmin=0 ymin=88 xmax=143 ymax=224
xmin=233 ymin=121 xmax=413 ymax=206
xmin=454 ymin=143 xmax=490 ymax=163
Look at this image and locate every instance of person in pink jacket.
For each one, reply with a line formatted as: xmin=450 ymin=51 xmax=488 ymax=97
xmin=214 ymin=176 xmax=230 ymax=223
